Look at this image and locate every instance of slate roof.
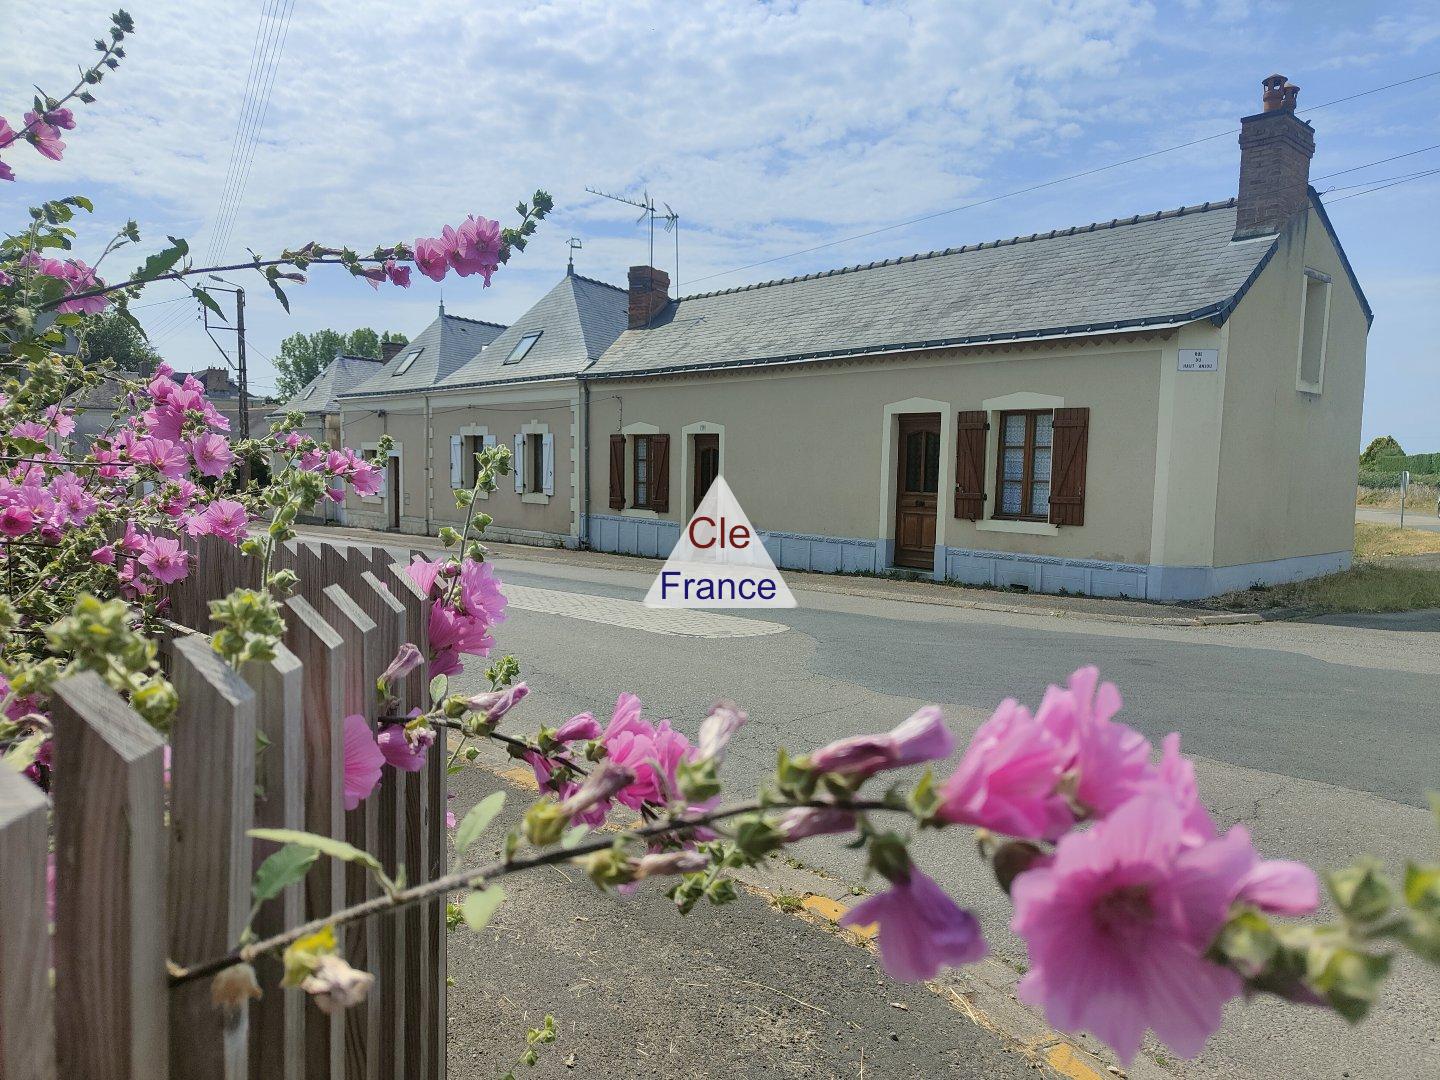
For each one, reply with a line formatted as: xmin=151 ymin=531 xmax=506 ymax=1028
xmin=342 ymin=312 xmax=507 ymax=398
xmin=267 ymin=354 xmax=384 ymax=418
xmin=435 ymin=273 xmax=628 ymax=391
xmin=586 ymin=198 xmax=1284 ymax=380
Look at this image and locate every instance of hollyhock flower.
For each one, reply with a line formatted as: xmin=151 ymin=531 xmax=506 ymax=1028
xmin=377 ymin=723 xmax=435 ymax=772
xmin=324 ymin=449 xmax=354 ymax=478
xmin=427 ymin=603 xmax=493 ymax=672
xmin=384 ymin=260 xmax=410 ymax=288
xmin=10 ymin=420 xmax=49 ymax=440
xmin=0 ymin=116 xmax=14 ymax=147
xmin=553 ymin=711 xmax=599 ymax=743
xmin=0 ymin=159 xmax=13 ymax=183
xmin=342 ymin=714 xmax=385 ymax=810
xmin=1011 ymin=795 xmax=1246 ymax=1065
xmin=1144 ymin=733 xmax=1216 ymax=847
xmin=350 ymin=460 xmax=383 ymax=496
xmin=91 ymin=543 xmax=116 ymax=565
xmin=138 ymin=536 xmax=189 ymax=584
xmin=937 ymin=698 xmax=1073 ymax=840
xmin=0 ymin=505 xmax=35 ymax=537
xmin=405 ymin=557 xmax=444 ymax=597
xmin=696 ymin=701 xmax=746 ymax=764
xmin=522 ymin=749 xmax=580 ymax=806
xmin=23 ymin=111 xmax=64 ymax=160
xmin=357 ymin=265 xmax=387 ymax=289
xmin=44 ymin=406 xmax=75 ymax=437
xmin=282 ymin=432 xmax=303 ymax=451
xmin=0 ymin=268 xmax=11 ymax=285
xmin=1036 ymin=666 xmax=1152 ymax=819
xmin=465 ymin=682 xmax=529 ymax=727
xmin=599 ymin=694 xmax=696 ymax=809
xmin=49 ymin=475 xmax=96 ymax=525
xmin=189 ymin=432 xmax=235 ymax=478
xmin=777 ymin=806 xmax=857 ymax=842
xmin=379 ymin=643 xmax=424 ymax=691
xmin=447 ymin=215 xmax=503 ymax=284
xmin=131 ymin=437 xmax=188 ymax=479
xmin=202 ymin=499 xmax=249 ymax=544
xmin=809 ymin=706 xmax=954 ymax=778
xmin=840 ymin=864 xmax=987 ymax=981
xmin=298 ymin=448 xmax=325 ymax=472
xmin=558 ymin=759 xmax=636 ymax=822
xmin=412 ymin=237 xmax=449 ymax=282
xmin=43 ymin=107 xmax=75 ymax=130
xmin=458 ymin=559 xmax=507 ymax=624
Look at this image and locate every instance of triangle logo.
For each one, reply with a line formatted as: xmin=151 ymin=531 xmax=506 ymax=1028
xmin=644 ymin=476 xmax=797 ymax=608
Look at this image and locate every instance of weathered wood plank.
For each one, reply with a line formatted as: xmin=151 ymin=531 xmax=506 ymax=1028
xmin=242 ymin=646 xmax=306 ymax=1080
xmin=51 ymin=672 xmax=168 ymax=1080
xmin=168 ymin=635 xmax=257 ymax=1080
xmin=0 ymin=767 xmax=55 ymax=1080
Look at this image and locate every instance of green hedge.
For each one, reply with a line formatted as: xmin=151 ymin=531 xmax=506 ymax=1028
xmin=1370 ymin=452 xmax=1440 ymax=475
xmin=1358 ymin=470 xmax=1440 ymax=489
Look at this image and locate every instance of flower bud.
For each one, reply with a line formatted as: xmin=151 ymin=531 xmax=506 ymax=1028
xmin=464 ymin=682 xmax=529 ymax=728
xmin=696 ymin=701 xmax=747 ymax=764
xmin=210 ymin=962 xmax=262 ymax=1016
xmin=559 ymin=760 xmax=635 ymax=822
xmin=991 ymin=840 xmax=1046 ymax=895
xmin=777 ymin=806 xmax=856 ymax=842
xmin=522 ymin=799 xmax=570 ymax=847
xmin=300 ymin=954 xmax=375 ymax=1015
xmin=377 ymin=643 xmax=423 ymax=695
xmin=634 ymin=850 xmax=709 ymax=879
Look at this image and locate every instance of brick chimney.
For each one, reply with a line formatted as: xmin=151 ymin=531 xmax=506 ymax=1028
xmin=381 ymin=340 xmax=405 ymax=363
xmin=627 ymin=265 xmax=670 ymax=329
xmin=1234 ymin=74 xmax=1315 ymax=239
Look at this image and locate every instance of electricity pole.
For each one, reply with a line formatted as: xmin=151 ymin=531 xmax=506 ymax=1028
xmin=235 ymin=286 xmax=249 ymax=438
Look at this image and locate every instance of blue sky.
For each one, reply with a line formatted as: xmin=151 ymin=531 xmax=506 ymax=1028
xmin=4 ymin=0 xmax=1438 ymax=449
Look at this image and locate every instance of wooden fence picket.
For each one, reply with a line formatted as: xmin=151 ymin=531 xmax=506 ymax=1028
xmin=242 ymin=646 xmax=307 ymax=1080
xmin=50 ymin=671 xmax=169 ymax=1080
xmin=0 ymin=765 xmax=56 ymax=1080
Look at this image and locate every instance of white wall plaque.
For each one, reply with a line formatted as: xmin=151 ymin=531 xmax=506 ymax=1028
xmin=1178 ymin=348 xmax=1219 ymax=372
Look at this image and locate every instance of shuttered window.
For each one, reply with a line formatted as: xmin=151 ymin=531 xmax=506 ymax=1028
xmin=1049 ymin=408 xmax=1089 ymax=526
xmin=633 ymin=436 xmax=652 ymax=508
xmin=953 ymin=411 xmax=988 ymax=520
xmin=994 ymin=410 xmax=1053 ymax=522
xmin=608 ymin=435 xmax=625 ymax=509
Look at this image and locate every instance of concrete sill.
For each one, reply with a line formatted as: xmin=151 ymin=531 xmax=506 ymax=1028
xmin=521 ymin=492 xmax=551 ymax=505
xmin=976 ymin=519 xmax=1059 ymax=537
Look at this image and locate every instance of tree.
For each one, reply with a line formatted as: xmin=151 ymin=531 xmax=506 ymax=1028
xmin=1359 ymin=435 xmax=1405 ymax=470
xmin=82 ymin=310 xmax=163 ymax=375
xmin=274 ymin=327 xmax=409 ymax=399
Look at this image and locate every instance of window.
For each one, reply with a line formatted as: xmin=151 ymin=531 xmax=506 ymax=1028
xmin=994 ymin=410 xmax=1053 ymax=521
xmin=633 ymin=435 xmax=653 ymax=509
xmin=503 ymin=331 xmax=542 ymax=365
xmin=1298 ymin=271 xmax=1330 ymax=392
xmin=693 ymin=434 xmax=720 ymax=512
xmin=392 ymin=346 xmax=423 ymax=376
xmin=527 ymin=432 xmax=545 ymax=493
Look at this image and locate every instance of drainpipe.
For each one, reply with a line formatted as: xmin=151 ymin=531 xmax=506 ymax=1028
xmin=424 ymin=392 xmax=434 ymax=535
xmin=580 ymin=378 xmax=592 ymax=548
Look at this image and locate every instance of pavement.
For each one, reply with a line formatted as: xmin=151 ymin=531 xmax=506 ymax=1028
xmin=294 ymin=522 xmax=1440 ymax=1079
xmin=1357 ymin=506 xmax=1440 ymax=534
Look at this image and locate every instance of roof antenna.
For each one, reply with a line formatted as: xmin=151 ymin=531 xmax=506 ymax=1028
xmin=585 ymin=186 xmax=681 ymax=292
xmin=566 ymin=237 xmax=582 ymax=276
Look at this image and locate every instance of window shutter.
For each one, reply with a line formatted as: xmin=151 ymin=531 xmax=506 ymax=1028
xmin=449 ymin=434 xmax=462 ymax=489
xmin=483 ymin=433 xmax=497 ymax=452
xmin=953 ymin=410 xmax=989 ymax=520
xmin=542 ymin=432 xmax=555 ymax=495
xmin=650 ymin=434 xmax=670 ymax=512
xmin=1049 ymin=407 xmax=1089 ymax=526
xmin=608 ymin=435 xmax=626 ymax=509
xmin=513 ymin=433 xmax=525 ymax=493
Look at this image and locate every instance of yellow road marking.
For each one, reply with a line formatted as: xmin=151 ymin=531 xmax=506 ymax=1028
xmin=499 ymin=765 xmax=538 ymax=791
xmin=1045 ymin=1042 xmax=1107 ymax=1080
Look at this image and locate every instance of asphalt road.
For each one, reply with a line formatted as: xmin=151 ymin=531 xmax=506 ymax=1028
xmin=1358 ymin=506 xmax=1440 ymax=533
xmin=435 ymin=549 xmax=1440 ymax=1080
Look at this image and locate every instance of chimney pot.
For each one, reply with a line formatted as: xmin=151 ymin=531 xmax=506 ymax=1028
xmin=1235 ymin=73 xmax=1315 ymax=239
xmin=627 ymin=265 xmax=671 ymax=329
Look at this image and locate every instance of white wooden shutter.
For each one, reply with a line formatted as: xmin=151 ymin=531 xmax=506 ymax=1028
xmin=513 ymin=433 xmax=525 ymax=493
xmin=449 ymin=434 xmax=462 ymax=489
xmin=542 ymin=432 xmax=555 ymax=495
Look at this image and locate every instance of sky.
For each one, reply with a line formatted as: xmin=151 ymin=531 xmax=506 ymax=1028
xmin=3 ymin=0 xmax=1438 ymax=449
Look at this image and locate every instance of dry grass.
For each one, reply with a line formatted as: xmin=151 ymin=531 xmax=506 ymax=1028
xmin=1356 ymin=482 xmax=1440 ymax=512
xmin=1210 ymin=563 xmax=1440 ymax=614
xmin=1353 ymin=522 xmax=1440 ymax=558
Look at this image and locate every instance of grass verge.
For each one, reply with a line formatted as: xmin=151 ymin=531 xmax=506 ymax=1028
xmin=1210 ymin=562 xmax=1440 ymax=614
xmin=1353 ymin=521 xmax=1440 ymax=558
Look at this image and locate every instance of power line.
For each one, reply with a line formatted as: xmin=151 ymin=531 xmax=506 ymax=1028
xmin=1313 ymin=143 xmax=1440 ymax=182
xmin=1318 ymin=166 xmax=1440 ymax=193
xmin=1321 ymin=167 xmax=1440 ymax=204
xmin=686 ymin=68 xmax=1440 ymax=288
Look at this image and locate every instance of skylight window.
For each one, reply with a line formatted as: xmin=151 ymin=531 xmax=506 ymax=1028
xmin=300 ymin=385 xmax=315 ymax=400
xmin=393 ymin=346 xmax=423 ymax=376
xmin=503 ymin=331 xmax=542 ymax=365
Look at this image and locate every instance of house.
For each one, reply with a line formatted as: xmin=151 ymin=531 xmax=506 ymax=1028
xmin=577 ymin=75 xmax=1370 ymax=600
xmin=338 ymin=270 xmax=628 ymax=545
xmin=266 ymin=352 xmax=387 ymax=449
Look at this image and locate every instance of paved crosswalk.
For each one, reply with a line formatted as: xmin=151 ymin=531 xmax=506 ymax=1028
xmin=503 ymin=584 xmax=788 ymax=638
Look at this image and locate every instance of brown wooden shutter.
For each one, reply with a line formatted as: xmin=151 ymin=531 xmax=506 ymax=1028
xmin=608 ymin=434 xmax=626 ymax=509
xmin=953 ymin=410 xmax=989 ymax=520
xmin=650 ymin=434 xmax=670 ymax=512
xmin=1049 ymin=407 xmax=1089 ymax=526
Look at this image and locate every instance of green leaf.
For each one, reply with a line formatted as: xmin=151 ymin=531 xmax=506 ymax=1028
xmin=430 ymin=674 xmax=448 ymax=705
xmin=133 ymin=236 xmax=187 ymax=283
xmin=560 ymin=824 xmax=590 ymax=850
xmin=455 ymin=791 xmax=505 ymax=855
xmin=1328 ymin=862 xmax=1393 ymax=924
xmin=252 ymin=843 xmax=319 ymax=901
xmin=1404 ymin=863 xmax=1440 ymax=916
xmin=191 ymin=286 xmax=226 ymax=321
xmin=248 ymin=828 xmax=383 ymax=874
xmin=265 ymin=271 xmax=291 ymax=313
xmin=461 ymin=885 xmax=506 ymax=930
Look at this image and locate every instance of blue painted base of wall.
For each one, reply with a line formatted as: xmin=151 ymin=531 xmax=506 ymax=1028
xmin=585 ymin=515 xmax=881 ymax=573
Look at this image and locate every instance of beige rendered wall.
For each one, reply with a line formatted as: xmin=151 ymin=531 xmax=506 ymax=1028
xmin=429 ymin=384 xmax=579 ymax=544
xmin=586 ymin=339 xmax=1166 ymax=565
xmin=340 ymin=399 xmax=430 ymax=534
xmin=1212 ymin=209 xmax=1368 ymax=568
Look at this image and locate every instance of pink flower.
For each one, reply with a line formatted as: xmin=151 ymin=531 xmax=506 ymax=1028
xmin=937 ymin=698 xmax=1073 ymax=840
xmin=138 ymin=536 xmax=189 ymax=584
xmin=48 ymin=475 xmax=96 ymax=525
xmin=446 ymin=215 xmax=503 ymax=284
xmin=343 ymin=714 xmax=385 ymax=810
xmin=458 ymin=559 xmax=507 ymax=624
xmin=809 ymin=706 xmax=954 ymax=778
xmin=1036 ymin=666 xmax=1152 ymax=819
xmin=379 ymin=643 xmax=424 ymax=690
xmin=696 ymin=701 xmax=746 ymax=764
xmin=0 ymin=159 xmax=13 ymax=183
xmin=23 ymin=111 xmax=64 ymax=161
xmin=377 ymin=723 xmax=435 ymax=772
xmin=43 ymin=107 xmax=75 ymax=130
xmin=405 ymin=557 xmax=444 ymax=596
xmin=553 ymin=711 xmax=599 ymax=743
xmin=558 ymin=759 xmax=636 ymax=822
xmin=1011 ymin=795 xmax=1245 ymax=1064
xmin=385 ymin=260 xmax=411 ymax=288
xmin=91 ymin=543 xmax=116 ymax=565
xmin=0 ymin=505 xmax=35 ymax=537
xmin=349 ymin=460 xmax=383 ymax=497
xmin=189 ymin=433 xmax=235 ymax=478
xmin=446 ymin=810 xmax=457 ymax=829
xmin=840 ymin=864 xmax=987 ymax=981
xmin=201 ymin=499 xmax=249 ymax=544
xmin=131 ymin=437 xmax=188 ymax=480
xmin=465 ymin=682 xmax=529 ymax=727
xmin=412 ymin=237 xmax=450 ymax=282
xmin=0 ymin=116 xmax=15 ymax=148
xmin=45 ymin=406 xmax=76 ymax=437
xmin=599 ymin=694 xmax=696 ymax=809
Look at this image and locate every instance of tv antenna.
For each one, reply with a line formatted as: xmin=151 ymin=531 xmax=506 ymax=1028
xmin=585 ymin=186 xmax=681 ymax=294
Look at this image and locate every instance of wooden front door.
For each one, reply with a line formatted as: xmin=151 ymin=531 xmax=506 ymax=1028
xmin=894 ymin=414 xmax=940 ymax=569
xmin=386 ymin=457 xmax=400 ymax=530
xmin=693 ymin=434 xmax=719 ymax=512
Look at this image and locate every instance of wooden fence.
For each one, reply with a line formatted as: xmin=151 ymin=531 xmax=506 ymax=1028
xmin=0 ymin=534 xmax=449 ymax=1080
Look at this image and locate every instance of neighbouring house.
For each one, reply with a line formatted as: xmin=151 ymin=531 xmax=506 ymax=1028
xmin=339 ymin=270 xmax=628 ymax=545
xmin=579 ymin=75 xmax=1370 ymax=600
xmin=61 ymin=370 xmax=137 ymax=454
xmin=336 ymin=306 xmax=508 ymax=533
xmin=173 ymin=366 xmax=274 ymax=440
xmin=266 ymin=352 xmax=387 ymax=523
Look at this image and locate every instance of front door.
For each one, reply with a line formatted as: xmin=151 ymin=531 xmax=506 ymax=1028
xmin=386 ymin=457 xmax=401 ymax=530
xmin=693 ymin=434 xmax=720 ymax=512
xmin=894 ymin=414 xmax=940 ymax=569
